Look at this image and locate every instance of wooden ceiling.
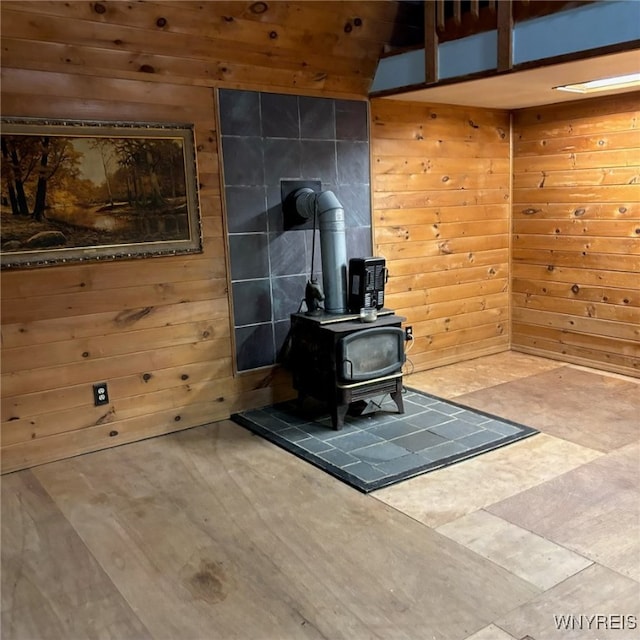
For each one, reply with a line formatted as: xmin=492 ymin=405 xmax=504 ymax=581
xmin=0 ymin=1 xmax=593 ymax=100
xmin=0 ymin=0 xmax=620 ymax=104
xmin=0 ymin=1 xmax=417 ymax=98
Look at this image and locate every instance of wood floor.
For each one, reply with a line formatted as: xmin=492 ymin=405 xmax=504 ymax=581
xmin=2 ymin=352 xmax=639 ymax=640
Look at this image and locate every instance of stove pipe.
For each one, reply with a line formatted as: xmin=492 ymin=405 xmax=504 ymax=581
xmin=293 ymin=188 xmax=348 ymax=314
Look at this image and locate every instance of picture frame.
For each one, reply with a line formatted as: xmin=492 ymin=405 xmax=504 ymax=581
xmin=1 ymin=118 xmax=202 ymax=269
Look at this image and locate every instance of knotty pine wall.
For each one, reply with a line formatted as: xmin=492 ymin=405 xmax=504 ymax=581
xmin=0 ymin=1 xmax=400 ymax=472
xmin=512 ymin=92 xmax=640 ymax=376
xmin=370 ymin=99 xmax=512 ymax=371
xmin=2 ymin=2 xmax=638 ymax=473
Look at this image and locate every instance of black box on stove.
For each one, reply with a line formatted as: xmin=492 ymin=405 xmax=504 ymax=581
xmin=348 ymin=257 xmax=387 ymax=311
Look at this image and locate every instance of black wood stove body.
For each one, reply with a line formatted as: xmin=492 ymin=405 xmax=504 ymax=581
xmin=288 ymin=310 xmax=406 ymax=429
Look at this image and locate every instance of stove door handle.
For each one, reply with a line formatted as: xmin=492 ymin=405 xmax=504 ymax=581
xmin=343 ymin=358 xmax=353 ymax=379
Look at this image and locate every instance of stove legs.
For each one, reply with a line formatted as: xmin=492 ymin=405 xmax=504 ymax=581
xmin=296 ymin=391 xmax=348 ymax=430
xmin=391 ymin=387 xmax=404 ymax=414
xmin=331 ymin=404 xmax=349 ymax=430
xmin=295 ymin=375 xmax=404 ymax=431
xmin=331 ymin=381 xmax=405 ymax=431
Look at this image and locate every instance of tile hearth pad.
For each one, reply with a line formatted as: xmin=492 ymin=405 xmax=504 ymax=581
xmin=231 ymin=388 xmax=538 ymax=492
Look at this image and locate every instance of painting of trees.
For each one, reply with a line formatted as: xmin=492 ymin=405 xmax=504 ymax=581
xmin=109 ymin=138 xmax=185 ymax=209
xmin=2 ymin=135 xmax=77 ymax=219
xmin=1 ymin=120 xmax=201 ymax=268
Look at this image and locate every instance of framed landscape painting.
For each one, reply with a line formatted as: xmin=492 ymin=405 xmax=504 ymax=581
xmin=1 ymin=118 xmax=202 ymax=268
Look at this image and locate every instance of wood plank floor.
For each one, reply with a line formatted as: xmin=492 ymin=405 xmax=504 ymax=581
xmin=2 ymin=352 xmax=639 ymax=640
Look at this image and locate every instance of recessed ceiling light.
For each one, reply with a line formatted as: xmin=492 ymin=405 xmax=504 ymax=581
xmin=554 ymin=72 xmax=640 ymax=94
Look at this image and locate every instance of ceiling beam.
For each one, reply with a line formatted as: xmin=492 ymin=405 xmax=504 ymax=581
xmin=425 ymin=0 xmax=439 ymax=83
xmin=497 ymin=0 xmax=514 ymax=71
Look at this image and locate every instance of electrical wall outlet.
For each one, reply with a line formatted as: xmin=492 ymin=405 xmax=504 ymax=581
xmin=93 ymin=382 xmax=109 ymax=406
xmin=405 ymin=326 xmax=413 ymax=340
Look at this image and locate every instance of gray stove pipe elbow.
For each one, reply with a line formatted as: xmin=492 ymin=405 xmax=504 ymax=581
xmin=316 ymin=190 xmax=347 ymax=314
xmin=293 ymin=188 xmax=348 ymax=314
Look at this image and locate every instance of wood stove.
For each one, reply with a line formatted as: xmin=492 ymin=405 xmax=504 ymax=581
xmin=288 ymin=310 xmax=406 ymax=429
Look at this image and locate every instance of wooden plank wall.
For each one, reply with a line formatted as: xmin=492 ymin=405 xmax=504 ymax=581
xmin=3 ymin=2 xmax=638 ymax=473
xmin=512 ymin=92 xmax=640 ymax=377
xmin=370 ymin=99 xmax=512 ymax=371
xmin=0 ymin=1 xmax=400 ymax=472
